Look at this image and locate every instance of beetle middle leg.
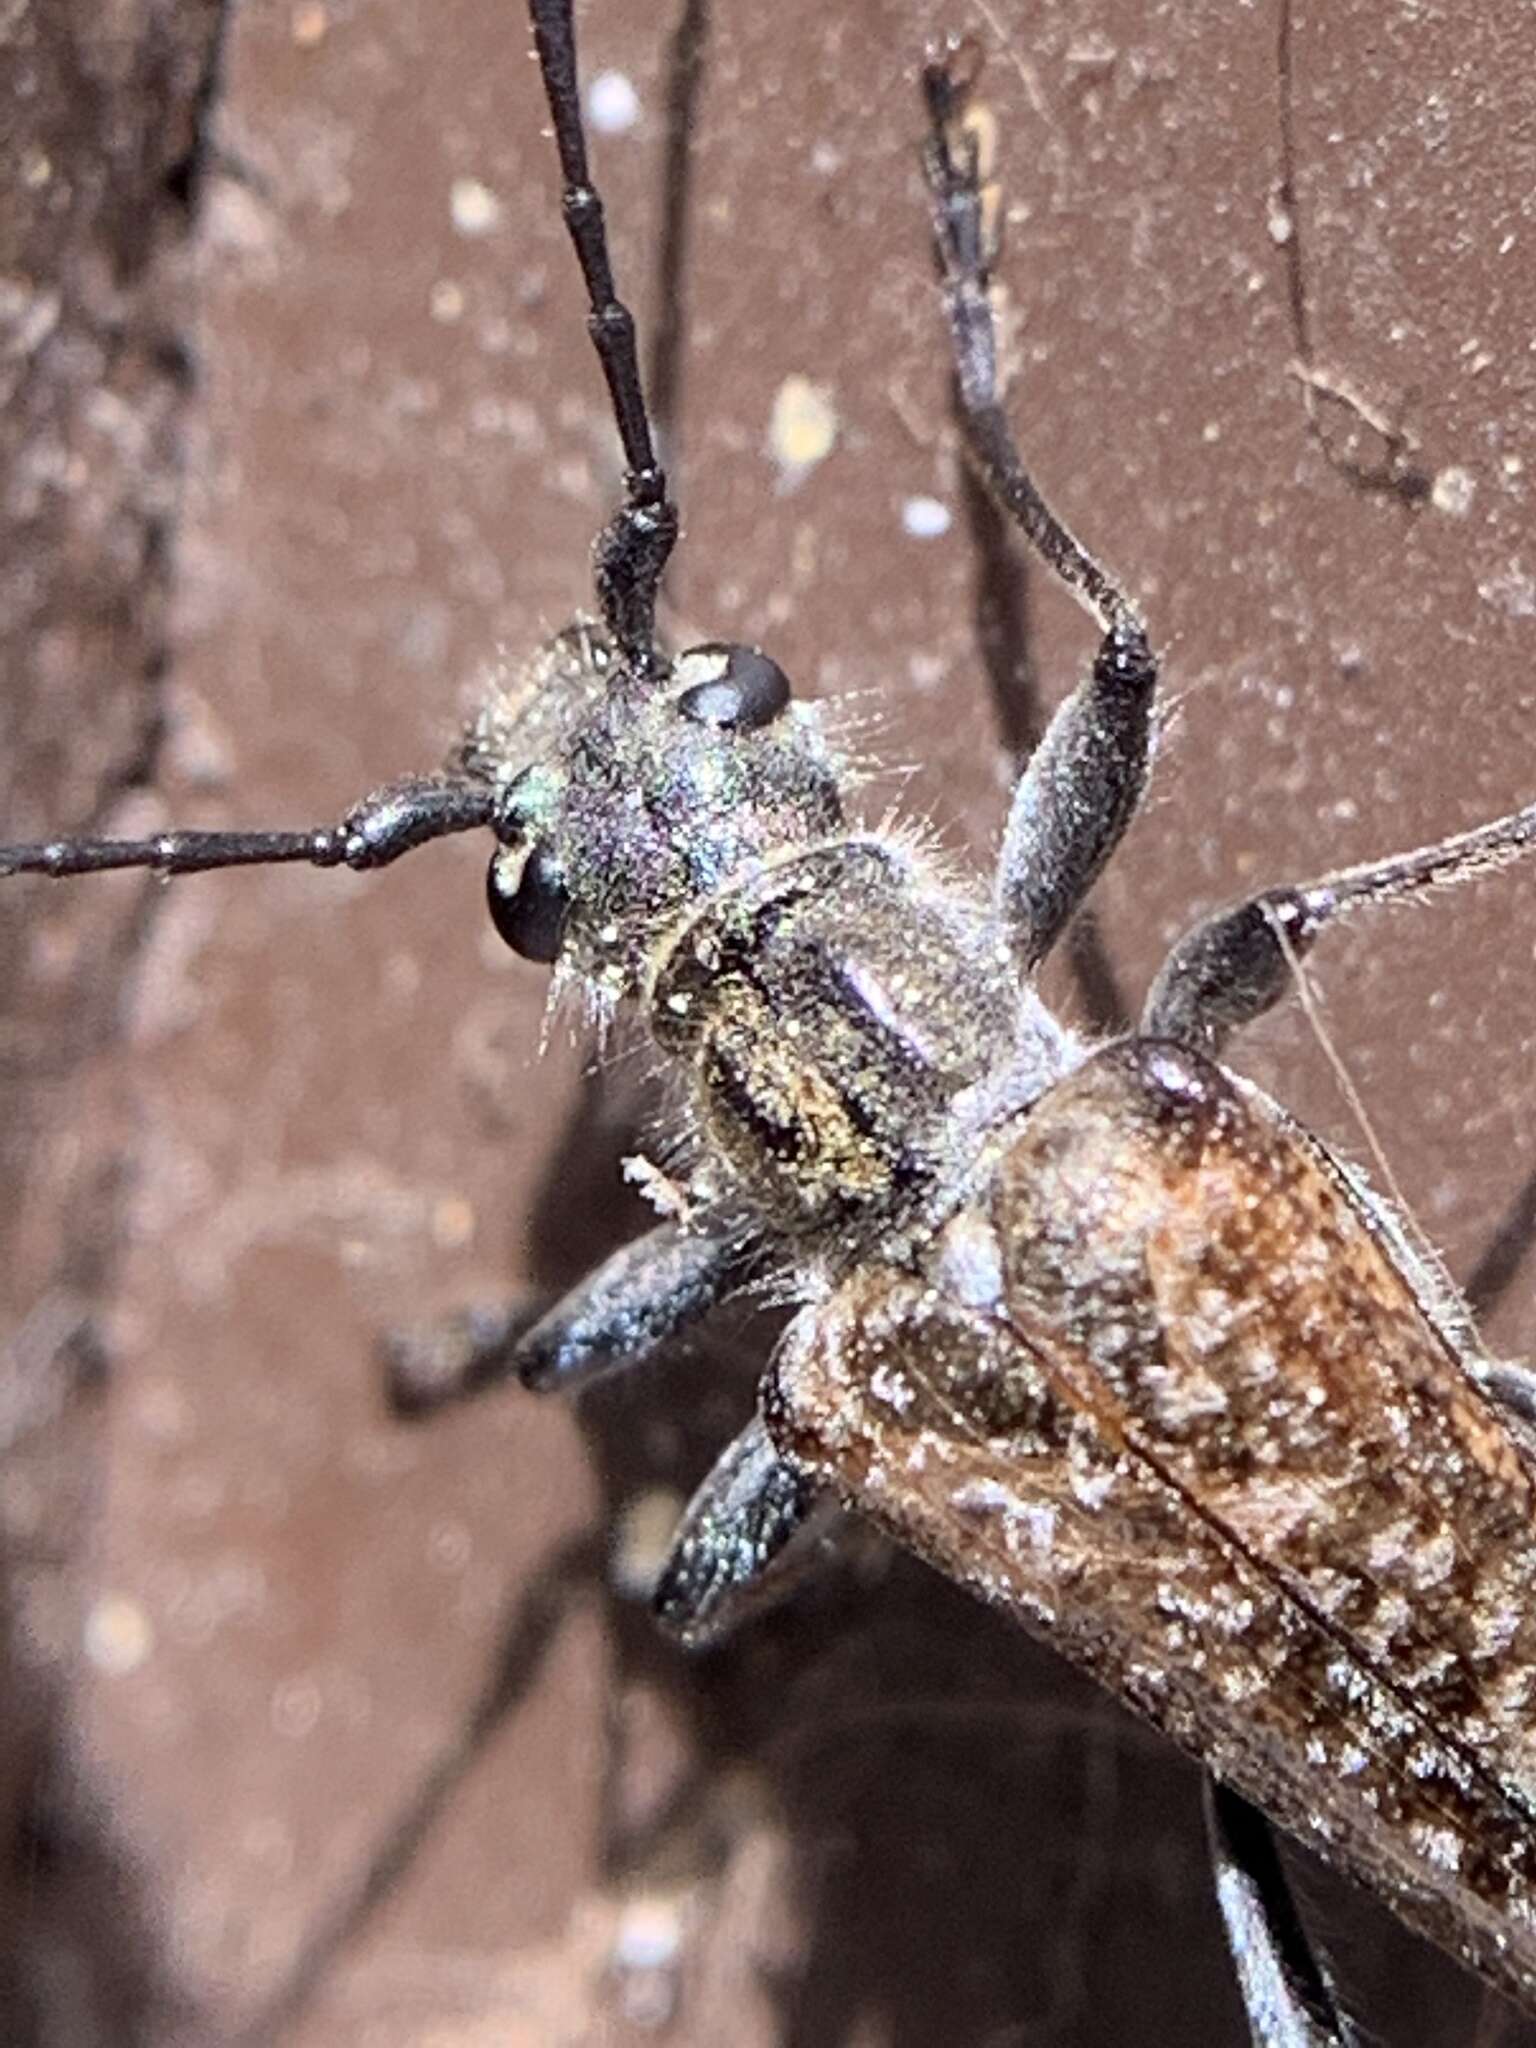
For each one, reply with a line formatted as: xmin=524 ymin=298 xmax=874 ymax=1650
xmin=1144 ymin=803 xmax=1536 ymax=1059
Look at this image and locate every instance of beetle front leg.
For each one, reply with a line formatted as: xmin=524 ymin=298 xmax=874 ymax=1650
xmin=383 ymin=1220 xmax=740 ymax=1412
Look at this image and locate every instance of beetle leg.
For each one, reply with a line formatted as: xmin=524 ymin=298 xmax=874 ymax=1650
xmin=382 ymin=1220 xmax=740 ymax=1413
xmin=1145 ymin=801 xmax=1536 ymax=1058
xmin=652 ymin=1412 xmax=837 ymax=1648
xmin=1205 ymin=1779 xmax=1361 ymax=2048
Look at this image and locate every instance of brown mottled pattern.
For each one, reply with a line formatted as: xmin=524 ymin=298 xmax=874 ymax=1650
xmin=767 ymin=1039 xmax=1536 ymax=2014
xmin=999 ymin=1044 xmax=1536 ymax=1787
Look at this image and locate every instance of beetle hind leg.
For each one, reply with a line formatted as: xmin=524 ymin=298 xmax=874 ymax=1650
xmin=1205 ymin=1779 xmax=1361 ymax=2048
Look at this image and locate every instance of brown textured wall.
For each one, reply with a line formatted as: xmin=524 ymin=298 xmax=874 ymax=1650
xmin=5 ymin=1 xmax=1536 ymax=2043
xmin=1 ymin=2 xmax=222 ymax=2039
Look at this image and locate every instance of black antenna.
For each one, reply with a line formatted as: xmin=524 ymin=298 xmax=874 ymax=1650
xmin=920 ymin=46 xmax=1141 ymax=645
xmin=528 ymin=0 xmax=679 ymax=676
xmin=0 ymin=0 xmax=680 ymax=887
xmin=0 ymin=778 xmax=498 ymax=881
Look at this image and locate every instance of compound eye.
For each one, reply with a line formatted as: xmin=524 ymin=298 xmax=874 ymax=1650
xmin=485 ymin=843 xmax=570 ymax=963
xmin=676 ymin=643 xmax=792 ymax=731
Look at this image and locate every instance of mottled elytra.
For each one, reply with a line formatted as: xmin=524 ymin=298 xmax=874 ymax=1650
xmin=5 ymin=4 xmax=1536 ymax=2045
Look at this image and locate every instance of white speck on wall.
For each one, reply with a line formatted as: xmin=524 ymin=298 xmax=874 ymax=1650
xmin=611 ymin=1893 xmax=685 ymax=2026
xmin=613 ymin=1895 xmax=684 ymax=1972
xmin=588 ymin=69 xmax=641 ymax=135
xmin=430 ymin=1193 xmax=476 ymax=1249
xmin=429 ymin=277 xmax=464 ymax=324
xmin=767 ymin=374 xmax=838 ymax=488
xmin=450 ymin=177 xmax=502 ymax=236
xmin=901 ymin=494 xmax=952 ymax=539
xmin=84 ymin=1593 xmax=154 ymax=1676
xmin=609 ymin=1487 xmax=685 ymax=1600
xmin=1479 ymin=561 xmax=1536 ymax=617
xmin=291 ymin=3 xmax=329 ymax=47
xmin=1431 ymin=465 xmax=1475 ymax=518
